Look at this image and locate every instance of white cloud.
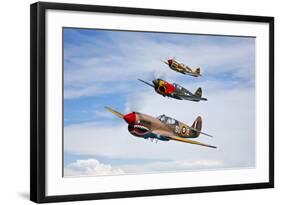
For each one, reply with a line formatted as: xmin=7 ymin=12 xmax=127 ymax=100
xmin=64 ymin=83 xmax=255 ymax=169
xmin=64 ymin=30 xmax=255 ymax=175
xmin=64 ymin=31 xmax=255 ymax=99
xmin=118 ymin=159 xmax=224 ymax=174
xmin=64 ymin=158 xmax=124 ymax=177
xmin=64 ymin=157 xmax=224 ymax=177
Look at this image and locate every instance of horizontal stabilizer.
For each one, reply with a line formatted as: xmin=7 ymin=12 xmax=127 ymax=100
xmin=189 ymin=126 xmax=213 ymax=138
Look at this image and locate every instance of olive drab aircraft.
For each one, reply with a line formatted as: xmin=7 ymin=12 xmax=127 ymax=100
xmin=105 ymin=106 xmax=216 ymax=148
xmin=161 ymin=58 xmax=201 ymax=77
xmin=138 ymin=78 xmax=207 ymax=102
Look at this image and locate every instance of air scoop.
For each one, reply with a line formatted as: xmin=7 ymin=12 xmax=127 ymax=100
xmin=128 ymin=124 xmax=150 ymax=136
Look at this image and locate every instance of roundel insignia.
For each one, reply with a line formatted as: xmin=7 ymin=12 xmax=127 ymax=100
xmin=181 ymin=126 xmax=187 ymax=134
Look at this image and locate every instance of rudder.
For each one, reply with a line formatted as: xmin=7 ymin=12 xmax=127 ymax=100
xmin=191 ymin=116 xmax=202 ymax=138
xmin=194 ymin=88 xmax=202 ymax=98
xmin=195 ymin=67 xmax=200 ymax=75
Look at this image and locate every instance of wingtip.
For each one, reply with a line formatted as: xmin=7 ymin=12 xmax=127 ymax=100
xmin=104 ymin=106 xmax=111 ymax=111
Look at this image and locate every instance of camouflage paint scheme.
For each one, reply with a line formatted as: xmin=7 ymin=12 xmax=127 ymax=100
xmin=138 ymin=78 xmax=207 ymax=102
xmin=162 ymin=58 xmax=201 ymax=77
xmin=105 ymin=107 xmax=216 ymax=148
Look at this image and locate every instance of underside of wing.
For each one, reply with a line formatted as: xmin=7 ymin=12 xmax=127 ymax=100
xmin=183 ymin=65 xmax=192 ymax=72
xmin=177 ymin=94 xmax=194 ymax=100
xmin=175 ymin=67 xmax=186 ymax=73
xmin=153 ymin=130 xmax=173 ymax=137
xmin=178 ymin=87 xmax=193 ymax=96
xmin=168 ymin=135 xmax=216 ymax=148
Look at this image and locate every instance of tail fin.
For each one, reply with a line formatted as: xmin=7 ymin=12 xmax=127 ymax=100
xmin=191 ymin=116 xmax=202 ymax=138
xmin=194 ymin=88 xmax=202 ymax=98
xmin=195 ymin=67 xmax=200 ymax=75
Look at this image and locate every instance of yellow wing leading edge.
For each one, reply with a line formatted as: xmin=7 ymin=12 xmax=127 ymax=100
xmin=168 ymin=135 xmax=216 ymax=148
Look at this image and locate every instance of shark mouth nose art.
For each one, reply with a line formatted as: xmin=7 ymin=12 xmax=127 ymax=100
xmin=128 ymin=124 xmax=150 ymax=136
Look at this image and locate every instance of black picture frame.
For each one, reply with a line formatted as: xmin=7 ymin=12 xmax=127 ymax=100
xmin=30 ymin=1 xmax=274 ymax=203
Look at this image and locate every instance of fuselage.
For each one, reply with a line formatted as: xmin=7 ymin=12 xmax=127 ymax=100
xmin=126 ymin=112 xmax=170 ymax=141
xmin=105 ymin=106 xmax=215 ymax=148
xmin=165 ymin=59 xmax=200 ymax=77
xmin=152 ymin=79 xmax=206 ymax=101
xmin=168 ymin=59 xmax=186 ymax=73
xmin=124 ymin=111 xmax=194 ymax=141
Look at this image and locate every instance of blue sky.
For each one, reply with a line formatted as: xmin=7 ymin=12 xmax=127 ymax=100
xmin=63 ymin=28 xmax=255 ymax=176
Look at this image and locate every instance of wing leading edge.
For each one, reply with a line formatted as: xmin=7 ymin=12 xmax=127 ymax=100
xmin=168 ymin=135 xmax=216 ymax=149
xmin=153 ymin=130 xmax=216 ymax=148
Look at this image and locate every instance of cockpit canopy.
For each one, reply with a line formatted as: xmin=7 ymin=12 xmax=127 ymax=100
xmin=174 ymin=83 xmax=182 ymax=89
xmin=157 ymin=114 xmax=179 ymax=125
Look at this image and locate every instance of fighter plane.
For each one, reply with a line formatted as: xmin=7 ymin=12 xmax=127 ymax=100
xmin=138 ymin=78 xmax=207 ymax=102
xmin=161 ymin=58 xmax=201 ymax=77
xmin=105 ymin=106 xmax=216 ymax=148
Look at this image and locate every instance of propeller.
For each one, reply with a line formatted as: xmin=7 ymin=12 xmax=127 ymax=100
xmin=161 ymin=59 xmax=169 ymax=65
xmin=105 ymin=106 xmax=136 ymax=125
xmin=104 ymin=106 xmax=124 ymax=118
xmin=138 ymin=79 xmax=154 ymax=88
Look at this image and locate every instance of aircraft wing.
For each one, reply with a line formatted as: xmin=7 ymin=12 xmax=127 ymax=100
xmin=182 ymin=64 xmax=193 ymax=72
xmin=152 ymin=130 xmax=216 ymax=148
xmin=178 ymin=95 xmax=206 ymax=102
xmin=177 ymin=95 xmax=198 ymax=101
xmin=168 ymin=135 xmax=216 ymax=148
xmin=179 ymin=86 xmax=194 ymax=96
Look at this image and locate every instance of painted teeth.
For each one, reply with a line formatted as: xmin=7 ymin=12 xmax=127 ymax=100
xmin=134 ymin=125 xmax=149 ymax=131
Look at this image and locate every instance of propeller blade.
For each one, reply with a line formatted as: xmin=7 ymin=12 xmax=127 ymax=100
xmin=104 ymin=106 xmax=124 ymax=119
xmin=161 ymin=59 xmax=168 ymax=65
xmin=138 ymin=79 xmax=155 ymax=88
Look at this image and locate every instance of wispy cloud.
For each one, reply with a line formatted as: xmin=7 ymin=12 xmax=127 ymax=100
xmin=64 ymin=84 xmax=255 ymax=169
xmin=64 ymin=157 xmax=224 ymax=177
xmin=64 ymin=29 xmax=255 ymax=99
xmin=64 ymin=28 xmax=255 ymax=176
xmin=64 ymin=158 xmax=124 ymax=177
xmin=118 ymin=159 xmax=224 ymax=174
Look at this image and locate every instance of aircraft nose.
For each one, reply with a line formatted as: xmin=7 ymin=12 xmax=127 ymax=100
xmin=123 ymin=112 xmax=136 ymax=124
xmin=152 ymin=79 xmax=159 ymax=86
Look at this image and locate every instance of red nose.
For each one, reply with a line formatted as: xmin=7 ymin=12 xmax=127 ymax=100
xmin=123 ymin=112 xmax=136 ymax=124
xmin=168 ymin=59 xmax=173 ymax=65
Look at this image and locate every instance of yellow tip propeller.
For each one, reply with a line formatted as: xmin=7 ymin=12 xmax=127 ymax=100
xmin=104 ymin=106 xmax=124 ymax=118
